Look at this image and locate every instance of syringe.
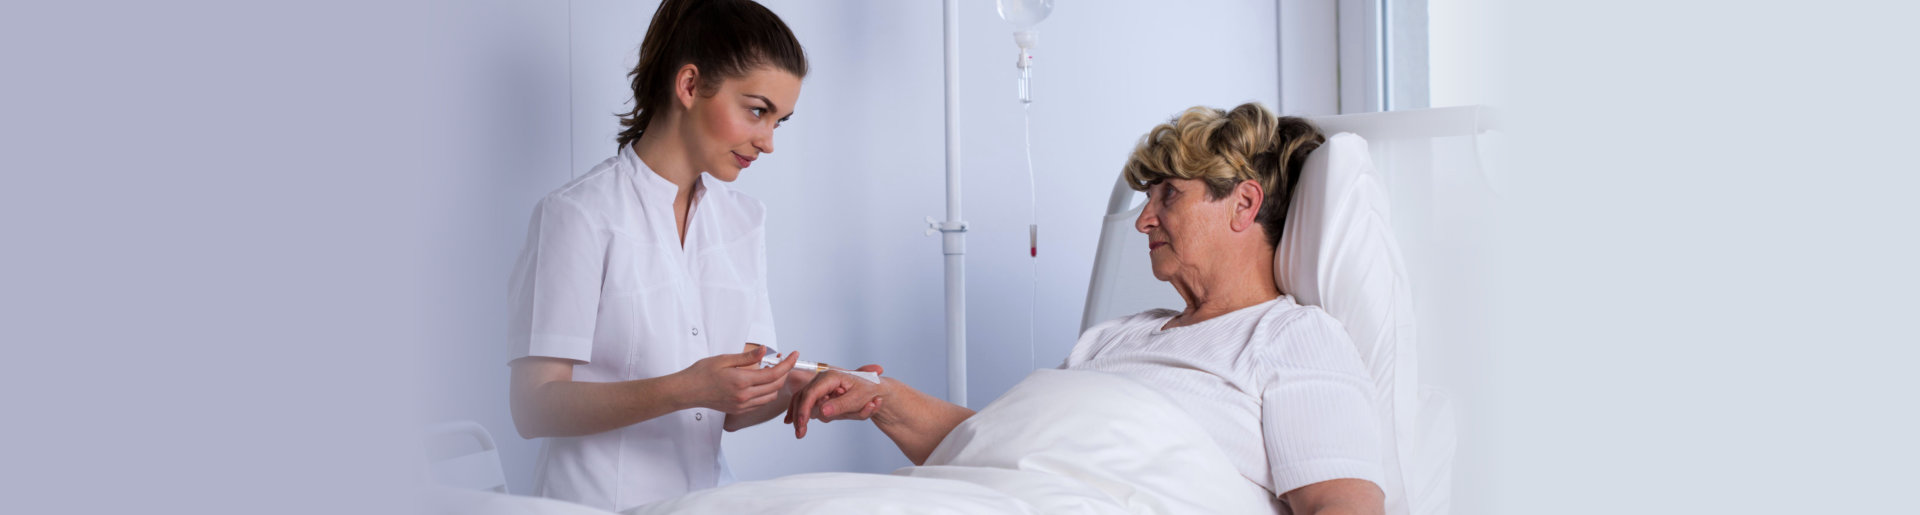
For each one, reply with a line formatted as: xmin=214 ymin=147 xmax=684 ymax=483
xmin=760 ymin=353 xmax=881 ymax=384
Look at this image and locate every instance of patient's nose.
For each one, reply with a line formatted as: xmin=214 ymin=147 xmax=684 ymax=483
xmin=1135 ymin=202 xmax=1159 ymax=234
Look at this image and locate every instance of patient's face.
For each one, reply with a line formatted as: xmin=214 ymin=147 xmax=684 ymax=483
xmin=1136 ymin=179 xmax=1232 ymax=282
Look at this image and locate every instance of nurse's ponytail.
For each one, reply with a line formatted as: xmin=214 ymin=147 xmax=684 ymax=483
xmin=615 ymin=0 xmax=809 ymax=151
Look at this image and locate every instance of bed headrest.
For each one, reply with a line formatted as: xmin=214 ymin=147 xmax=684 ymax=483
xmin=1274 ymin=132 xmax=1416 ymax=392
xmin=1274 ymin=131 xmax=1423 ymax=512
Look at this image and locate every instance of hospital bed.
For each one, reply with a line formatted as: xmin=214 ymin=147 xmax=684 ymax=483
xmin=429 ymin=106 xmax=1498 ymax=515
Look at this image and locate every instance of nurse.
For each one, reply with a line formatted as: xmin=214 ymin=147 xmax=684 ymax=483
xmin=503 ymin=0 xmax=827 ymax=510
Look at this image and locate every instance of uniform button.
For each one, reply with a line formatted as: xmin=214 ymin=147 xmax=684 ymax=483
xmin=691 ymin=327 xmax=700 ymax=336
xmin=694 ymin=412 xmax=704 ymax=421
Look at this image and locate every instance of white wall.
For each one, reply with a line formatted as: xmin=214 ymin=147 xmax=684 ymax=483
xmin=1461 ymin=2 xmax=1920 ymax=514
xmin=423 ymin=0 xmax=1284 ymax=493
xmin=1427 ymin=0 xmax=1502 ymax=108
xmin=7 ymin=2 xmax=438 ymax=512
xmin=424 ymin=0 xmax=574 ymax=495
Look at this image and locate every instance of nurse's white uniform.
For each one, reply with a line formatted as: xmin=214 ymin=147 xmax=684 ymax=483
xmin=506 ymin=145 xmax=778 ymax=512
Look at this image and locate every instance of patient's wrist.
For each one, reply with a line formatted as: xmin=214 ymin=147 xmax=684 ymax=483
xmin=870 ymin=377 xmax=907 ymax=426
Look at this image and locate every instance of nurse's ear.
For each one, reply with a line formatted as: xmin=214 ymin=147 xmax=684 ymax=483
xmin=674 ymin=63 xmax=701 ymax=111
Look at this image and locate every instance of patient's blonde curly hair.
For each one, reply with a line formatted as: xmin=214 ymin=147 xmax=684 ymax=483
xmin=1122 ymin=102 xmax=1324 ymax=247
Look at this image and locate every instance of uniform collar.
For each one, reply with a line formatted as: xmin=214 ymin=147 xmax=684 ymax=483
xmin=621 ymin=144 xmax=720 ymax=204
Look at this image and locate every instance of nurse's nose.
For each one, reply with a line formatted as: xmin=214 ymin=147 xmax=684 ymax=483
xmin=754 ymin=128 xmax=774 ymax=155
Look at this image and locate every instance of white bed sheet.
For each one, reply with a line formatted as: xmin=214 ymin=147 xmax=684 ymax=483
xmin=626 ymin=369 xmax=1277 ymax=514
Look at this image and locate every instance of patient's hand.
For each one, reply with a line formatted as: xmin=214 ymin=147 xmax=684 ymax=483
xmin=784 ymin=366 xmax=816 ymax=392
xmin=785 ymin=364 xmax=885 ymax=439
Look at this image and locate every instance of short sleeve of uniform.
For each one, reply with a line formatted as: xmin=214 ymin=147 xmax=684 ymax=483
xmin=506 ymin=195 xmax=605 ymax=363
xmin=1259 ymin=309 xmax=1384 ymax=496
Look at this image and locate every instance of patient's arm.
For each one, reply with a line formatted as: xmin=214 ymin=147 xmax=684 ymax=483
xmin=1282 ymin=478 xmax=1384 ymax=515
xmin=789 ymin=373 xmax=976 ymax=465
xmin=869 ymin=377 xmax=976 ymax=465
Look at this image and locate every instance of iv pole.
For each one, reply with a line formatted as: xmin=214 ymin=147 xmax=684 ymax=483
xmin=927 ymin=0 xmax=970 ymax=407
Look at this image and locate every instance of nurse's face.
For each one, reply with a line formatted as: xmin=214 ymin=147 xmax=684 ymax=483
xmin=683 ymin=66 xmax=801 ymax=182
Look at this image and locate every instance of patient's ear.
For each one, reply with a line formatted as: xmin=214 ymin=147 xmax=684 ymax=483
xmin=1229 ymin=180 xmax=1263 ymax=233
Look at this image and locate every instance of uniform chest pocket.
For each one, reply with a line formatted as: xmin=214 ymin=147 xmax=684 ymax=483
xmin=601 ymin=232 xmax=677 ymax=295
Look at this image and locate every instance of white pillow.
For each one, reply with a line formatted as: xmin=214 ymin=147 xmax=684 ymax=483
xmin=1274 ymin=132 xmax=1426 ymax=515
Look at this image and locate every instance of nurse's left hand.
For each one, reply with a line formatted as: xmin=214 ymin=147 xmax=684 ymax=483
xmin=675 ymin=347 xmax=798 ymax=415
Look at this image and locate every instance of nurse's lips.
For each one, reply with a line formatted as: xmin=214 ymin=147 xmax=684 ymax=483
xmin=732 ymin=152 xmax=754 ymax=169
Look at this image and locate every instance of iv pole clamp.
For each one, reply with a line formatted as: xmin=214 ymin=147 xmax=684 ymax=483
xmin=925 ymin=217 xmax=969 ymax=255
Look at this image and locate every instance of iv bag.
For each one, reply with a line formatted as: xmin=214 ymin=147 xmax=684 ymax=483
xmin=996 ymin=0 xmax=1054 ymax=32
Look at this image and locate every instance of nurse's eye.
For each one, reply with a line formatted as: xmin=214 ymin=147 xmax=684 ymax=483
xmin=749 ymin=107 xmax=767 ymax=118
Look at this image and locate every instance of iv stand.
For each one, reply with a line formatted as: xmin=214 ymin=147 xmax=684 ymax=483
xmin=925 ymin=0 xmax=970 ymax=408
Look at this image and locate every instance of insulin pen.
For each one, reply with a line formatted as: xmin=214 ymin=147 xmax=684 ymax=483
xmin=759 ymin=353 xmax=881 ymax=384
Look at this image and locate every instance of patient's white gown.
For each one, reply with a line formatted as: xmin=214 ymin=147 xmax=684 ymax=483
xmin=1065 ymin=295 xmax=1384 ymax=498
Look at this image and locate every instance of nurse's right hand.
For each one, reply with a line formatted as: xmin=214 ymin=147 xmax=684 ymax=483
xmin=674 ymin=347 xmax=798 ymax=414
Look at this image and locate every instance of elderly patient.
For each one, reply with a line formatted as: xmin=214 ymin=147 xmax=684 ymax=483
xmin=789 ymin=102 xmax=1385 ymax=515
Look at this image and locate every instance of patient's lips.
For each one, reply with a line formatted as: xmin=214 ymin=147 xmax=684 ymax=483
xmin=1149 ymin=241 xmax=1167 ymax=251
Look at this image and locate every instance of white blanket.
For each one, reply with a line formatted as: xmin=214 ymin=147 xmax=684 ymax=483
xmin=626 ymin=369 xmax=1278 ymax=514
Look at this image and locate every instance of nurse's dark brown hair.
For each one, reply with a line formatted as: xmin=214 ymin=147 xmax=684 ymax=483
xmin=614 ymin=0 xmax=809 ymax=151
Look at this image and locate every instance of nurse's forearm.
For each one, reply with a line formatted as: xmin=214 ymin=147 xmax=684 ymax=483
xmin=870 ymin=378 xmax=975 ymax=465
xmin=512 ymin=374 xmax=694 ymax=439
